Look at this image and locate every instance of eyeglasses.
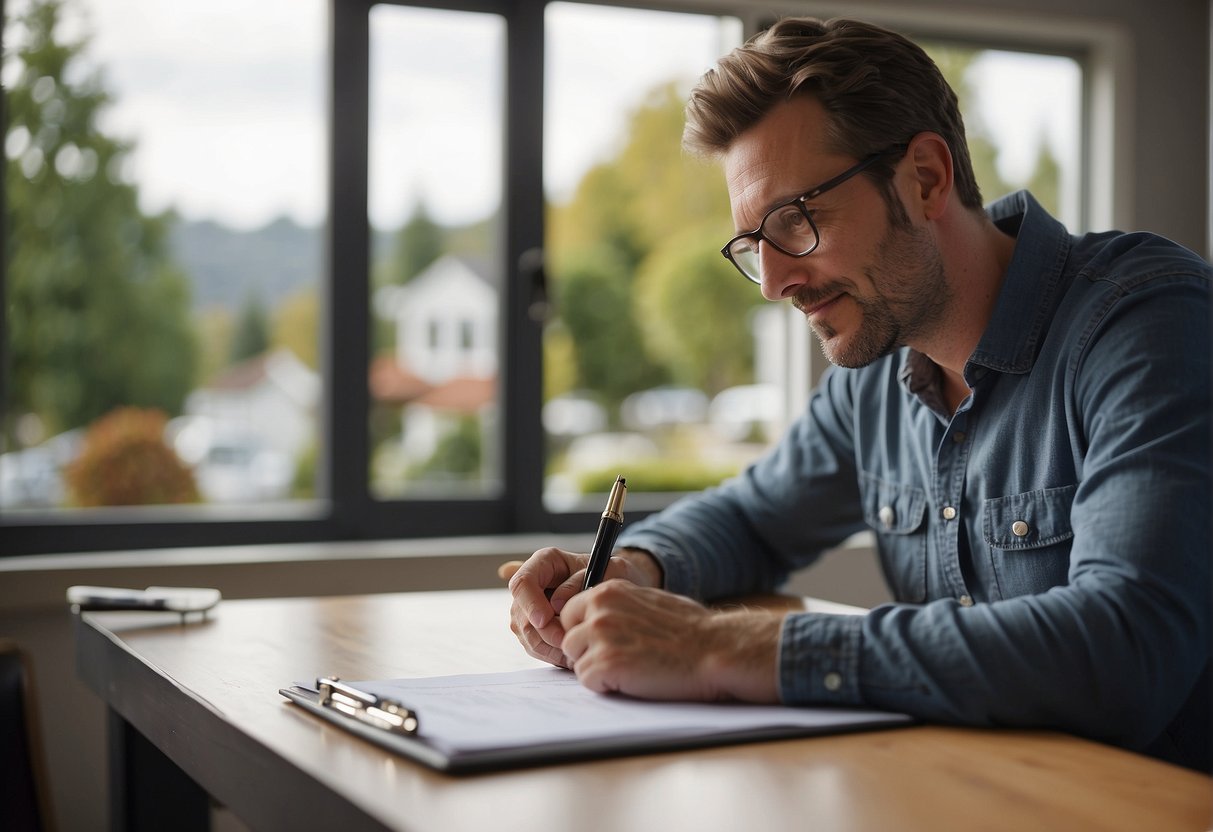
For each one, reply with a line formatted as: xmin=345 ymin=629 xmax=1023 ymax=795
xmin=721 ymin=145 xmax=908 ymax=284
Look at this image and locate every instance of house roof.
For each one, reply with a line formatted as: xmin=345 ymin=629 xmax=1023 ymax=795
xmin=413 ymin=376 xmax=496 ymax=412
xmin=373 ymin=254 xmax=499 ymax=319
xmin=369 ymin=354 xmax=431 ymax=404
xmin=203 ymin=348 xmax=319 ymax=407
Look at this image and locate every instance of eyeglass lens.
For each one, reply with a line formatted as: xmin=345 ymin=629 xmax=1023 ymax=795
xmin=727 ymin=203 xmax=820 ymax=282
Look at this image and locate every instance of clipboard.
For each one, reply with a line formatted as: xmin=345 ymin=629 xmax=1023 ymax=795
xmin=280 ymin=668 xmax=914 ymax=775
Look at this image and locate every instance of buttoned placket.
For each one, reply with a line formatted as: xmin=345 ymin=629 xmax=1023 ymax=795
xmin=934 ymin=394 xmax=976 ymax=606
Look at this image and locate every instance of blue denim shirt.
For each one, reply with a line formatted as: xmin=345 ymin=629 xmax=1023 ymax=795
xmin=617 ymin=191 xmax=1211 ymax=769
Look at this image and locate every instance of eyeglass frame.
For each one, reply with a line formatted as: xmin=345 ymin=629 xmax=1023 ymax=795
xmin=720 ymin=144 xmax=910 ymax=285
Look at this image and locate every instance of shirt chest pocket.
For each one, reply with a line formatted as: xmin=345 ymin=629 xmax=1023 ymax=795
xmin=983 ymin=484 xmax=1076 ymax=596
xmin=860 ymin=472 xmax=929 ymax=603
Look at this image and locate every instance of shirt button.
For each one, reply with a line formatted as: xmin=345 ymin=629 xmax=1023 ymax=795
xmin=823 ymin=672 xmax=843 ymax=692
xmin=878 ymin=505 xmax=895 ymax=530
xmin=952 ymin=431 xmax=966 ymax=443
xmin=1011 ymin=520 xmax=1030 ymax=537
xmin=958 ymin=595 xmax=974 ymax=607
xmin=942 ymin=506 xmax=957 ymax=520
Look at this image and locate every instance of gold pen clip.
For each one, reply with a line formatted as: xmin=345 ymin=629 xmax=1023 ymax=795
xmin=317 ymin=676 xmax=419 ymax=736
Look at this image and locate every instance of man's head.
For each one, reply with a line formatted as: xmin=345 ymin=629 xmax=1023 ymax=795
xmin=684 ymin=17 xmax=981 ymax=212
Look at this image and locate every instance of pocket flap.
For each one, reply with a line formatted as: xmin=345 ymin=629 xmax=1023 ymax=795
xmin=983 ymin=484 xmax=1076 ymax=550
xmin=860 ymin=472 xmax=927 ymax=535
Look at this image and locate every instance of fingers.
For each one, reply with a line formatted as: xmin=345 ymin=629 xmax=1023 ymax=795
xmin=496 ymin=560 xmax=524 ymax=582
xmin=507 ymin=547 xmax=589 ymax=667
xmin=509 ymin=609 xmax=569 ymax=668
xmin=508 ymin=547 xmax=582 ymax=630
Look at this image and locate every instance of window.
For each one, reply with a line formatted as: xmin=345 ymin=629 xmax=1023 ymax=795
xmin=367 ymin=4 xmax=505 ymax=499
xmin=1 ymin=0 xmax=1094 ymax=554
xmin=542 ymin=3 xmax=746 ymax=512
xmin=2 ymin=0 xmax=326 ymax=522
xmin=921 ymin=42 xmax=1082 ymax=229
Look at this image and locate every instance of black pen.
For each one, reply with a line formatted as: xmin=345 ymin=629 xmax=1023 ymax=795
xmin=582 ymin=475 xmax=627 ymax=591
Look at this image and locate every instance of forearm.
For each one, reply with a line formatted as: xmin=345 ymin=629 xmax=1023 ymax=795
xmin=778 ymin=577 xmax=1208 ymax=752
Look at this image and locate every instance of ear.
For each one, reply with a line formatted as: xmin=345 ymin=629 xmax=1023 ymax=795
xmin=905 ymin=132 xmax=953 ymax=221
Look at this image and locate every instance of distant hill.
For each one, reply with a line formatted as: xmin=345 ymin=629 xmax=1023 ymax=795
xmin=169 ymin=214 xmax=487 ymax=312
xmin=170 ymin=216 xmax=322 ymax=310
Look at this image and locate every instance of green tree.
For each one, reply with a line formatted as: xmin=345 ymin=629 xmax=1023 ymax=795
xmin=557 ymin=247 xmax=666 ymax=410
xmin=634 ymin=226 xmax=763 ymax=395
xmin=5 ymin=0 xmax=197 ymax=440
xmin=392 ymin=198 xmax=443 ymax=284
xmin=1025 ymin=140 xmax=1062 ymax=217
xmin=272 ymin=288 xmax=318 ymax=369
xmin=547 ymin=83 xmax=736 ymax=396
xmin=229 ymin=291 xmax=270 ymax=363
xmin=548 ymin=83 xmax=734 ymax=275
xmin=922 ymin=44 xmax=1015 ymax=203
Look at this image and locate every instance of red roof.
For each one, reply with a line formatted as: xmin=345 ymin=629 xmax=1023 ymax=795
xmin=369 ymin=354 xmax=431 ymax=403
xmin=414 ymin=376 xmax=496 ymax=412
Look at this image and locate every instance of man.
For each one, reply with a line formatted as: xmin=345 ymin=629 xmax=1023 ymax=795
xmin=507 ymin=17 xmax=1211 ymax=770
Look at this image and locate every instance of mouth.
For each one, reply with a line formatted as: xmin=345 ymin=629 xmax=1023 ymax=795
xmin=797 ymin=292 xmax=845 ymax=318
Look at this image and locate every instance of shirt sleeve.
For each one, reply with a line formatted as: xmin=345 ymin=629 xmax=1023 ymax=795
xmin=794 ymin=276 xmax=1211 ymax=759
xmin=615 ymin=366 xmax=870 ymax=600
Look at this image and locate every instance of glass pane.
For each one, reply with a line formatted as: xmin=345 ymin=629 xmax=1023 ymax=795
xmin=543 ymin=3 xmax=744 ymax=510
xmin=923 ymin=43 xmax=1083 ymax=229
xmin=367 ymin=6 xmax=504 ymax=499
xmin=2 ymin=0 xmax=325 ymax=511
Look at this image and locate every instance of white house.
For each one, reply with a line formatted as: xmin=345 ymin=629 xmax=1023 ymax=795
xmin=375 ymin=255 xmax=498 ymax=385
xmin=175 ymin=348 xmax=319 ymax=501
xmin=372 ymin=256 xmax=499 ymax=468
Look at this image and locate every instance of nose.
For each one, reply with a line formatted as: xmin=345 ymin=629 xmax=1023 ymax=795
xmin=757 ymin=241 xmax=811 ymax=303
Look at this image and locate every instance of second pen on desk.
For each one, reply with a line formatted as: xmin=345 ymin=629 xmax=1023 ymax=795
xmin=582 ymin=475 xmax=627 ymax=591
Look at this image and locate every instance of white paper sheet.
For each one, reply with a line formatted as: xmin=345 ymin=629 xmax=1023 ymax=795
xmin=355 ymin=667 xmax=911 ymax=755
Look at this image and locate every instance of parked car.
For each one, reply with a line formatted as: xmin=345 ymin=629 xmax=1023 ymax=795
xmin=620 ymin=386 xmax=708 ymax=431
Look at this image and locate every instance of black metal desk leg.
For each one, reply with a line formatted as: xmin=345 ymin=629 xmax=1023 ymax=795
xmin=108 ymin=710 xmax=209 ymax=832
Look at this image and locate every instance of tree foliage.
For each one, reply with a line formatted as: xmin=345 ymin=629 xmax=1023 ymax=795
xmin=391 ymin=198 xmax=444 ymax=284
xmin=556 ymin=246 xmax=666 ymax=409
xmin=5 ymin=0 xmax=198 ymax=441
xmin=634 ymin=226 xmax=764 ymax=394
xmin=229 ymin=291 xmax=270 ymax=363
xmin=272 ymin=288 xmax=319 ymax=369
xmin=66 ymin=406 xmax=198 ymax=506
xmin=547 ymin=83 xmax=737 ymax=403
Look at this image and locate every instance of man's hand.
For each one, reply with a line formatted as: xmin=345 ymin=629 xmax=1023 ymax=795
xmin=560 ymin=581 xmax=784 ymax=703
xmin=505 ymin=546 xmax=663 ymax=667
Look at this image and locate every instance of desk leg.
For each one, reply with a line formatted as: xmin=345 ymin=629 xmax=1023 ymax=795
xmin=108 ymin=710 xmax=210 ymax=832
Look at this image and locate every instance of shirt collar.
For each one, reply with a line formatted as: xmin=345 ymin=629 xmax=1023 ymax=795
xmin=898 ymin=190 xmax=1072 ymax=401
xmin=966 ymin=190 xmax=1073 ymax=375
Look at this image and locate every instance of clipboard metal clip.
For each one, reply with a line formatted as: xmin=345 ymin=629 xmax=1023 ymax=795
xmin=317 ymin=677 xmax=419 ymax=736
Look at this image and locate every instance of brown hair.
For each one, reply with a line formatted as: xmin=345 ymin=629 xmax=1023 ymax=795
xmin=684 ymin=17 xmax=982 ymax=211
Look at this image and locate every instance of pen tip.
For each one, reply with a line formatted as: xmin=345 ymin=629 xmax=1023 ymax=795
xmin=619 ymin=476 xmax=626 ymax=487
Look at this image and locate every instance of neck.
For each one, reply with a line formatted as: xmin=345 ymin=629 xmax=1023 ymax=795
xmin=921 ymin=209 xmax=1015 ymax=370
xmin=917 ymin=208 xmax=1016 ymax=412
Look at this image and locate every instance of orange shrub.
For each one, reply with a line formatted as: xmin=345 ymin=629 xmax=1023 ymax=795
xmin=67 ymin=407 xmax=199 ymax=507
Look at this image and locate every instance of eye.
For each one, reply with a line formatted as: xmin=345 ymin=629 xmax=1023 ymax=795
xmin=766 ymin=204 xmax=812 ymax=240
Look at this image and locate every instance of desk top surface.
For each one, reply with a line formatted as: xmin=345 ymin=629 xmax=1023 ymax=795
xmin=77 ymin=589 xmax=1212 ymax=832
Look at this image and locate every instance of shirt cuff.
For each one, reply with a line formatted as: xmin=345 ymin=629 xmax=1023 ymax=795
xmin=778 ymin=612 xmax=865 ymax=705
xmin=615 ymin=531 xmax=700 ymax=597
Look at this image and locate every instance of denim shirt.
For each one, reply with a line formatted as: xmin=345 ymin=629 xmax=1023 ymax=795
xmin=617 ymin=191 xmax=1211 ymax=770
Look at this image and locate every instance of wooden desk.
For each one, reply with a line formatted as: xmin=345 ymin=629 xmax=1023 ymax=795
xmin=76 ymin=589 xmax=1212 ymax=831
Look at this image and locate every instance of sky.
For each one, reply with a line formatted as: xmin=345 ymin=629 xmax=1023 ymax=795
xmin=4 ymin=0 xmax=1081 ymax=232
